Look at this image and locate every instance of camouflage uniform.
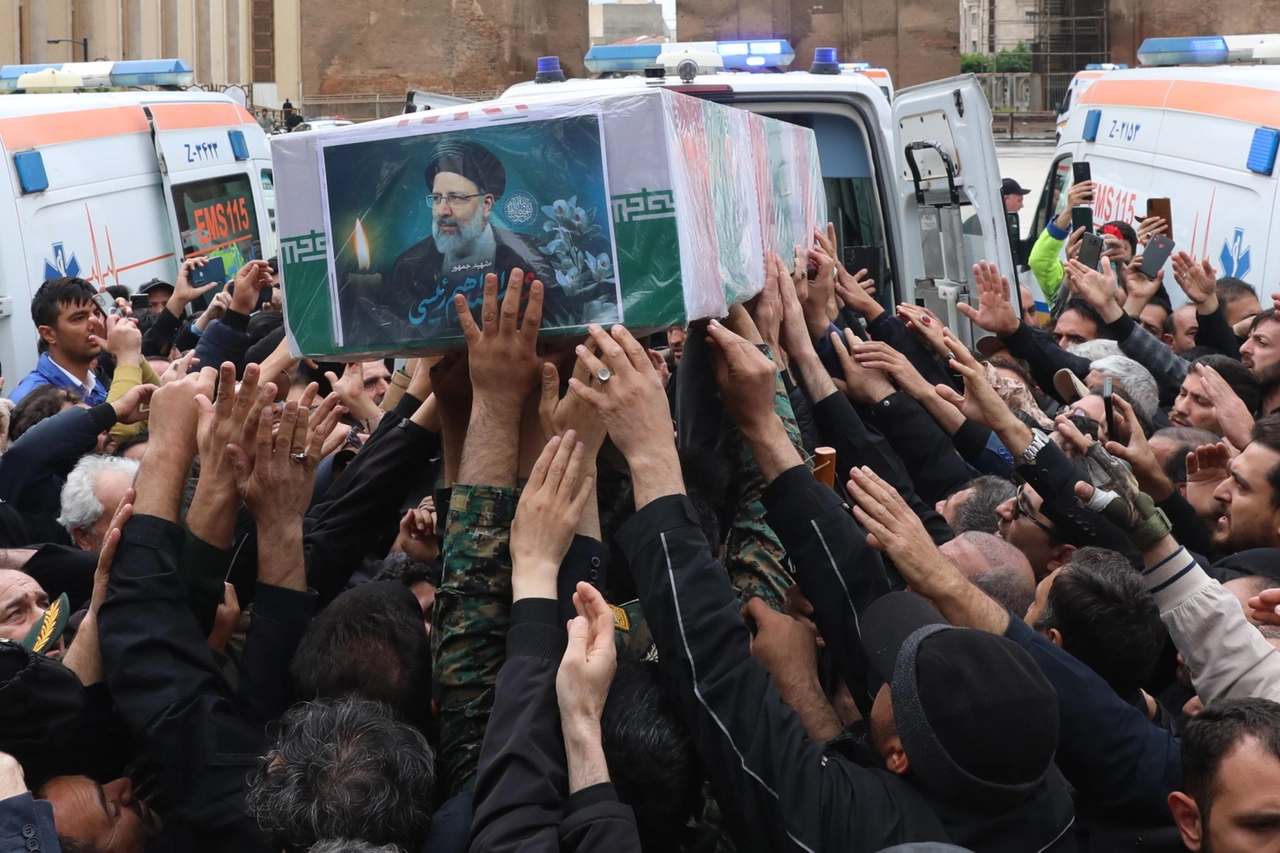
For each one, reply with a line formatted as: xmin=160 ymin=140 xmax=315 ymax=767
xmin=431 ymin=482 xmax=517 ymax=797
xmin=720 ymin=347 xmax=810 ymax=612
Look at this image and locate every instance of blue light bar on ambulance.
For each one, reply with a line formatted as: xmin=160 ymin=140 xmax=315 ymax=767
xmin=1137 ymin=36 xmax=1229 ymax=66
xmin=0 ymin=58 xmax=194 ymax=91
xmin=584 ymin=40 xmax=794 ymax=74
xmin=1137 ymin=34 xmax=1280 ymax=66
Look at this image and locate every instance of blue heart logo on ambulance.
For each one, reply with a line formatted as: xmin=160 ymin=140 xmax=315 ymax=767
xmin=1219 ymin=228 xmax=1251 ymax=280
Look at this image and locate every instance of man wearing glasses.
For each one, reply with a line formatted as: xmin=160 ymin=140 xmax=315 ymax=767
xmin=996 ymin=484 xmax=1076 ymax=580
xmin=385 ymin=139 xmax=549 ymax=330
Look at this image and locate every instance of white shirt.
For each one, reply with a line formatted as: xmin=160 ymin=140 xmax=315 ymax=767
xmin=50 ymin=357 xmax=97 ymax=397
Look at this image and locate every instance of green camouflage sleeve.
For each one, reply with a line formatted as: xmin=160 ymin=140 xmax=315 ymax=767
xmin=430 ymin=482 xmax=518 ymax=797
xmin=721 ymin=346 xmax=810 ymax=612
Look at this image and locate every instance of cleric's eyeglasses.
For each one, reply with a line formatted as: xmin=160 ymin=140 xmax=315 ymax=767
xmin=426 ymin=193 xmax=482 ymax=208
xmin=1013 ymin=487 xmax=1054 ymax=536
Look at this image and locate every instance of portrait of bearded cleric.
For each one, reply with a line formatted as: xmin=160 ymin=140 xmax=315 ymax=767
xmin=325 ymin=118 xmax=620 ymax=351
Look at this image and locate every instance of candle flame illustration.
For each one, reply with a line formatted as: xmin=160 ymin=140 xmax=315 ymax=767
xmin=354 ymin=218 xmax=370 ymax=271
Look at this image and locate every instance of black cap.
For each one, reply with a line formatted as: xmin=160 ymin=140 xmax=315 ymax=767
xmin=137 ymin=277 xmax=173 ymax=295
xmin=425 ymin=139 xmax=506 ymax=198
xmin=1001 ymin=178 xmax=1031 ymax=196
xmin=862 ymin=592 xmax=1059 ymax=808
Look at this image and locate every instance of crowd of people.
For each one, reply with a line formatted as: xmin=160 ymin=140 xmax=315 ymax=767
xmin=4 ymin=171 xmax=1280 ymax=853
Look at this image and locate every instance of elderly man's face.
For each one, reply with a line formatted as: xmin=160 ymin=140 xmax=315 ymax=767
xmin=431 ymin=172 xmax=491 ymax=244
xmin=72 ymin=468 xmax=135 ymax=553
xmin=0 ymin=569 xmax=61 ymax=657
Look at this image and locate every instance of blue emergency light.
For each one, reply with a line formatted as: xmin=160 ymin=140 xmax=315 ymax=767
xmin=1137 ymin=36 xmax=1229 ymax=66
xmin=583 ymin=39 xmax=795 ymax=74
xmin=0 ymin=58 xmax=194 ymax=90
xmin=1248 ymin=127 xmax=1280 ymax=176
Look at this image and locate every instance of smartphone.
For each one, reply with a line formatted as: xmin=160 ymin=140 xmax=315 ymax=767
xmin=1071 ymin=206 xmax=1094 ymax=235
xmin=1078 ymin=232 xmax=1105 ymax=270
xmin=190 ymin=256 xmax=226 ymax=287
xmin=844 ymin=245 xmax=883 ymax=285
xmin=1073 ymin=161 xmax=1092 ymax=185
xmin=91 ymin=291 xmax=121 ymax=317
xmin=1140 ymin=234 xmax=1176 ymax=279
xmin=1146 ymin=197 xmax=1173 ymax=237
xmin=130 ymin=293 xmax=150 ymax=314
xmin=1103 ymin=377 xmax=1117 ymax=441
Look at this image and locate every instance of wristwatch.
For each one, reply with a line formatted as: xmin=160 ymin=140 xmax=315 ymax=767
xmin=1015 ymin=429 xmax=1050 ymax=467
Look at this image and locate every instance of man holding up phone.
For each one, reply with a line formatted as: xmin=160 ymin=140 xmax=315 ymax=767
xmin=1029 ymin=173 xmax=1097 ymax=302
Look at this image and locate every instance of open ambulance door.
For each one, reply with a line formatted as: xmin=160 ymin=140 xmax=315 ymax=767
xmin=890 ymin=75 xmax=1017 ymax=345
xmin=144 ymin=103 xmax=270 ymax=283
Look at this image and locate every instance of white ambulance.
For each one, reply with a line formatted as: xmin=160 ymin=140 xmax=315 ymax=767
xmin=1025 ymin=35 xmax=1280 ymax=304
xmin=0 ymin=59 xmax=276 ymax=388
xmin=511 ymin=41 xmax=1016 ymax=339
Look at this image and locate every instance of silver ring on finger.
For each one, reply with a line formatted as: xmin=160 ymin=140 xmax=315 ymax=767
xmin=290 ymin=452 xmax=307 ymax=463
xmin=596 ymin=367 xmax=613 ymax=384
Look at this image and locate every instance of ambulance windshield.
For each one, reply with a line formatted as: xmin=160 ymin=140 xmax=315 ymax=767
xmin=171 ymin=173 xmax=264 ymax=269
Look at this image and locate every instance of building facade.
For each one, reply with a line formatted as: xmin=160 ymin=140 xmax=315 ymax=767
xmin=960 ymin=0 xmax=1037 ymax=56
xmin=589 ymin=0 xmax=670 ymax=46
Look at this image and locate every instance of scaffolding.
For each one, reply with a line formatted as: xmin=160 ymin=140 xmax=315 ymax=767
xmin=1033 ymin=0 xmax=1109 ymax=110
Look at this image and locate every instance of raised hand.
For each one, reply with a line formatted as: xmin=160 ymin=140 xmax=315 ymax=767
xmin=896 ymin=302 xmax=947 ymax=352
xmin=228 ymin=392 xmax=342 ymax=527
xmin=458 ymin=269 xmax=544 ymax=411
xmin=1064 ymin=225 xmax=1087 ymax=264
xmin=172 ymin=257 xmax=220 ymax=308
xmin=1172 ymin=252 xmax=1218 ymax=312
xmin=568 ymin=325 xmax=681 ymax=506
xmin=957 ymin=261 xmax=1019 ymax=337
xmin=705 ymin=318 xmax=780 ymax=437
xmin=540 ymin=356 xmax=607 ymax=459
xmin=1064 ymin=258 xmax=1123 ymax=322
xmin=393 ymin=497 xmax=440 ymax=566
xmin=1197 ymin=363 xmax=1255 ymax=452
xmin=146 ymin=366 xmax=217 ymax=458
xmin=1248 ymin=588 xmax=1280 ymax=626
xmin=557 ymin=581 xmax=618 ymax=743
xmin=830 ymin=328 xmax=895 ymax=405
xmin=95 ymin=314 xmax=142 ymax=364
xmin=109 ymin=382 xmax=156 ymax=425
xmin=1136 ymin=215 xmax=1168 ymax=245
xmin=932 ymin=332 xmax=1016 ymax=430
xmin=804 ymin=239 xmax=838 ymax=341
xmin=229 ymin=260 xmax=272 ymax=314
xmin=1185 ymin=442 xmax=1231 ymax=519
xmin=850 ymin=340 xmax=933 ymax=400
xmin=744 ymin=254 xmax=784 ymax=354
xmin=511 ymin=431 xmax=594 ymax=601
xmin=1102 ymin=396 xmax=1173 ymax=499
xmin=325 ymin=361 xmax=381 ymax=427
xmin=846 ymin=466 xmax=948 ymax=582
xmin=1124 ymin=257 xmax=1164 ymax=314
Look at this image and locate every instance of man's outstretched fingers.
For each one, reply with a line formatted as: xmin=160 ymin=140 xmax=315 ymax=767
xmin=610 ymin=325 xmax=651 ymax=373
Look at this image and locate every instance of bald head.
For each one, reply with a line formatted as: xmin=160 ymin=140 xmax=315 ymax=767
xmin=940 ymin=531 xmax=1037 ymax=616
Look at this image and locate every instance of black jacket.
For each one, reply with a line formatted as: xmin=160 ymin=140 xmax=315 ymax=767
xmin=861 ymin=392 xmax=974 ymax=504
xmin=99 ymin=515 xmax=271 ymax=852
xmin=806 ymin=387 xmax=954 ymax=547
xmin=470 ymin=598 xmax=642 ymax=853
xmin=616 ymin=491 xmax=1075 ymax=853
xmin=304 ymin=393 xmax=441 ymax=606
xmin=0 ymin=403 xmax=116 ymax=515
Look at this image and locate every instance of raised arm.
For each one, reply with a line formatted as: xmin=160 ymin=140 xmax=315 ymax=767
xmin=433 ymin=269 xmax=544 ymax=797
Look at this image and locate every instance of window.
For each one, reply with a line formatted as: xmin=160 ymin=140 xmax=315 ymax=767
xmin=971 ymin=12 xmax=978 ymax=26
xmin=1029 ymin=154 xmax=1074 ymax=242
xmin=972 ymin=41 xmax=979 ymax=53
xmin=1025 ymin=11 xmax=1036 ymax=22
xmin=260 ymin=169 xmax=276 ymax=236
xmin=172 ymin=173 xmax=264 ymax=269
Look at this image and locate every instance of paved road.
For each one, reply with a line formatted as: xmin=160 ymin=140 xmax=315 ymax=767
xmin=996 ymin=141 xmax=1057 ymax=235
